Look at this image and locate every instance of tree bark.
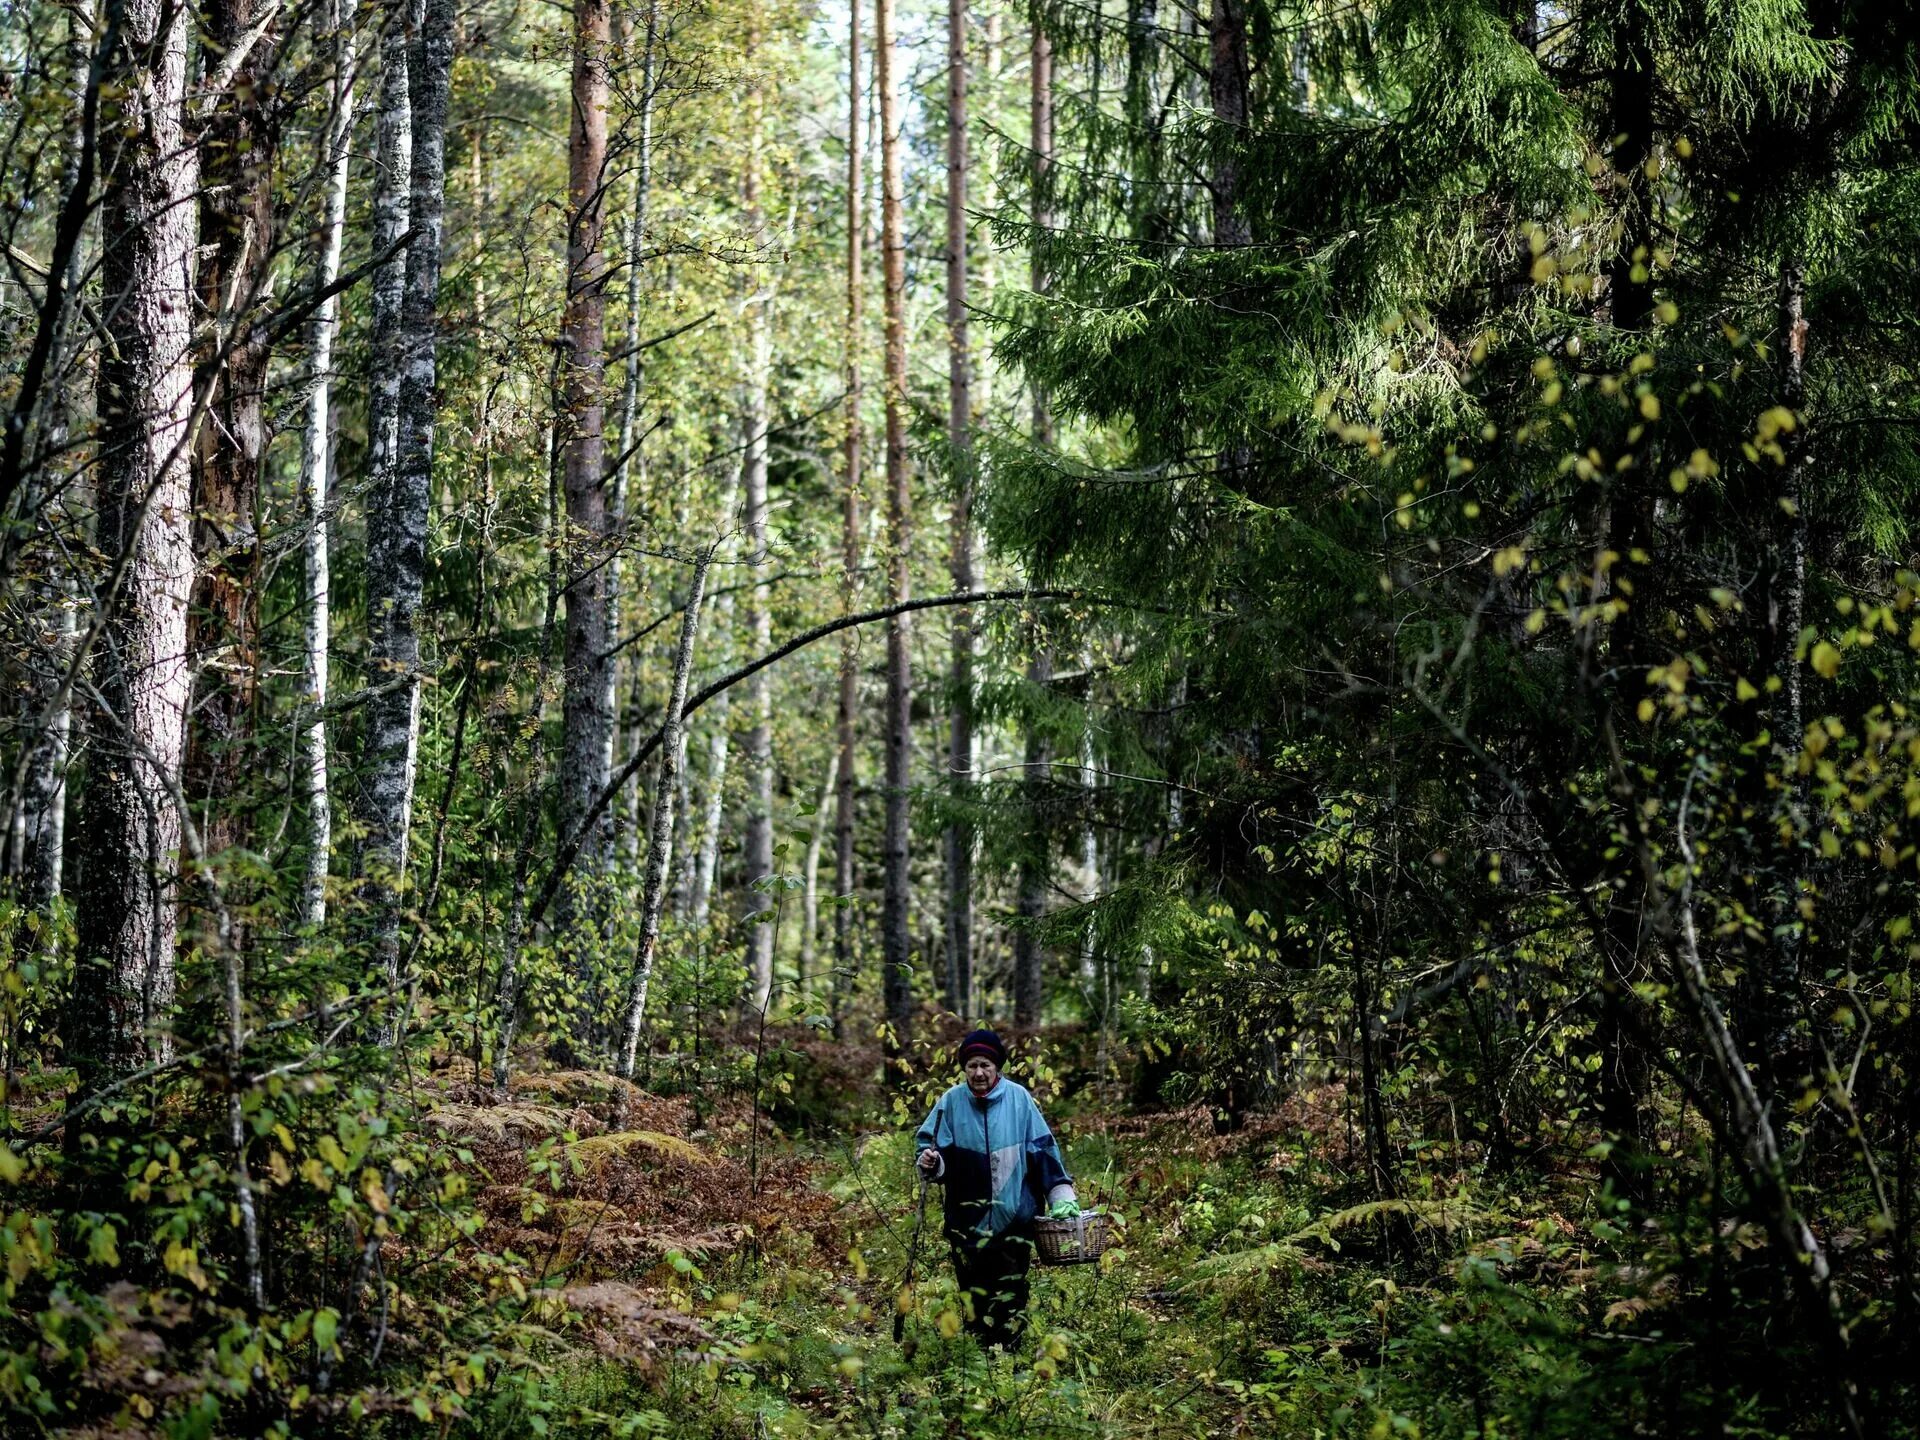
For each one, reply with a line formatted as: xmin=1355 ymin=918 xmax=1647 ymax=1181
xmin=1208 ymin=0 xmax=1250 ymax=247
xmin=943 ymin=0 xmax=974 ymax=1021
xmin=299 ymin=0 xmax=360 ymax=930
xmin=188 ymin=0 xmax=283 ymax=882
xmin=7 ymin=11 xmax=92 ymax=917
xmin=1013 ymin=650 xmax=1052 ymax=1026
xmin=877 ymin=0 xmax=915 ymax=1070
xmin=833 ymin=0 xmax=866 ymax=1034
xmin=68 ymin=0 xmax=201 ymax=1091
xmin=1126 ymin=0 xmax=1165 ymax=242
xmin=1756 ymin=259 xmax=1811 ymax=1095
xmin=742 ymin=30 xmax=777 ymax=1011
xmin=1594 ymin=0 xmax=1657 ymax=1196
xmin=617 ymin=545 xmax=715 ymax=1079
xmin=800 ymin=749 xmax=840 ymax=999
xmin=356 ymin=3 xmax=411 ymax=950
xmin=559 ymin=0 xmax=616 ymax=943
xmin=360 ymin=0 xmax=453 ymax=1005
xmin=611 ymin=0 xmax=662 ymax=868
xmin=1030 ymin=7 xmax=1054 ymax=446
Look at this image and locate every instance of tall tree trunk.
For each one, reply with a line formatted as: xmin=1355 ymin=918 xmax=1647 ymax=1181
xmin=189 ymin=0 xmax=283 ymax=874
xmin=617 ymin=545 xmax=714 ymax=1079
xmin=1030 ymin=7 xmax=1053 ymax=446
xmin=1011 ymin=6 xmax=1054 ymax=1031
xmin=361 ymin=0 xmax=454 ymax=1006
xmin=742 ymin=29 xmax=777 ymax=1012
xmin=689 ymin=489 xmax=741 ymax=932
xmin=611 ymin=0 xmax=662 ymax=868
xmin=7 ymin=9 xmax=91 ymax=916
xmin=833 ymin=0 xmax=865 ymax=1034
xmin=689 ymin=696 xmax=732 ymax=927
xmin=877 ymin=0 xmax=915 ymax=1070
xmin=1595 ymin=0 xmax=1657 ymax=1196
xmin=1126 ymin=0 xmax=1164 ymax=242
xmin=1078 ymin=719 xmax=1099 ymax=1005
xmin=1013 ymin=651 xmax=1052 ymax=1026
xmin=800 ymin=749 xmax=839 ymax=999
xmin=1208 ymin=0 xmax=1250 ymax=247
xmin=67 ymin=0 xmax=200 ymax=1091
xmin=1758 ymin=259 xmax=1810 ymax=1093
xmin=356 ymin=4 xmax=411 ymax=955
xmin=942 ymin=0 xmax=974 ymax=1020
xmin=559 ymin=0 xmax=616 ymax=947
xmin=299 ymin=0 xmax=360 ymax=930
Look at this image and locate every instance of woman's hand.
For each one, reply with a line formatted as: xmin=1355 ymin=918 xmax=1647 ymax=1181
xmin=917 ymin=1147 xmax=941 ymax=1175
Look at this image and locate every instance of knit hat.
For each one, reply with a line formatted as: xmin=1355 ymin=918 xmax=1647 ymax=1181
xmin=957 ymin=1029 xmax=1007 ymax=1068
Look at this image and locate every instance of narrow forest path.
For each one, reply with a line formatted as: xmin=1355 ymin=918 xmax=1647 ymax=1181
xmin=596 ymin=1085 xmax=1442 ymax=1440
xmin=428 ymin=1057 xmax=1639 ymax=1439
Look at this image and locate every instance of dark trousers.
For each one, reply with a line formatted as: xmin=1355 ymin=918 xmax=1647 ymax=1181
xmin=949 ymin=1231 xmax=1032 ymax=1348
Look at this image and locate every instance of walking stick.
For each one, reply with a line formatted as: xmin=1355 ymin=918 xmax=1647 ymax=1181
xmin=894 ymin=1173 xmax=930 ymax=1343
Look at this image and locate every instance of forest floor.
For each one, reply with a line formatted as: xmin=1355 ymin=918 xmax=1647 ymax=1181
xmin=423 ymin=1038 xmax=1662 ymax=1440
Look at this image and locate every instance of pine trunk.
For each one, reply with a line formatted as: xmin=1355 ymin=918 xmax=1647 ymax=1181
xmin=877 ymin=0 xmax=914 ymax=1069
xmin=68 ymin=0 xmax=200 ymax=1089
xmin=189 ymin=0 xmax=282 ymax=873
xmin=1013 ymin=651 xmax=1052 ymax=1026
xmin=1030 ymin=9 xmax=1053 ymax=445
xmin=1208 ymin=0 xmax=1250 ymax=247
xmin=833 ymin=0 xmax=865 ymax=1032
xmin=942 ymin=0 xmax=974 ymax=1021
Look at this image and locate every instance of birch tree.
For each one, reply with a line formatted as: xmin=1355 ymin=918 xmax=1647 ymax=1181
xmin=742 ymin=21 xmax=777 ymax=1010
xmin=360 ymin=0 xmax=454 ymax=1002
xmin=558 ymin=0 xmax=616 ymax=944
xmin=298 ymin=0 xmax=361 ymax=929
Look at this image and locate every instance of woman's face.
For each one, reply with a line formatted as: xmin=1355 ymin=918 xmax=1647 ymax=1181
xmin=964 ymin=1055 xmax=1000 ymax=1095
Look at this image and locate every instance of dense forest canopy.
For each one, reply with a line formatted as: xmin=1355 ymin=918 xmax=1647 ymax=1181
xmin=3 ymin=0 xmax=1920 ymax=1434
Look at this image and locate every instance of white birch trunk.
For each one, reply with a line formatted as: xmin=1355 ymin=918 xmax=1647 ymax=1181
xmin=616 ymin=545 xmax=715 ymax=1079
xmin=299 ymin=0 xmax=359 ymax=930
xmin=362 ymin=0 xmax=453 ymax=1005
xmin=799 ymin=748 xmax=839 ymax=1000
xmin=740 ymin=25 xmax=777 ymax=1011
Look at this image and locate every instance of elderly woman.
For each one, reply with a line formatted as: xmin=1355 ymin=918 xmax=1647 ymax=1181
xmin=913 ymin=1029 xmax=1078 ymax=1347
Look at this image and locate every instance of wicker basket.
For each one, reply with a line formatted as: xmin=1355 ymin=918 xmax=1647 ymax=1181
xmin=1033 ymin=1210 xmax=1110 ymax=1266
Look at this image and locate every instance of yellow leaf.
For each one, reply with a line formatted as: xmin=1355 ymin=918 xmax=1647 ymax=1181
xmin=1811 ymin=641 xmax=1843 ymax=679
xmin=1735 ymin=677 xmax=1759 ymax=702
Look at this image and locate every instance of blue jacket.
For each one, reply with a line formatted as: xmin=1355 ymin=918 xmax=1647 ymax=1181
xmin=915 ymin=1077 xmax=1072 ymax=1243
